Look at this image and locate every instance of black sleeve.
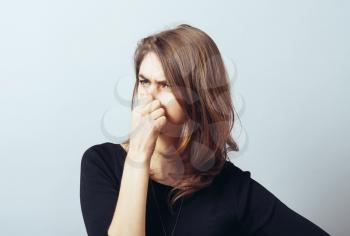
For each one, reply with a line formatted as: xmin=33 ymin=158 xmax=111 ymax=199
xmin=80 ymin=146 xmax=120 ymax=236
xmin=235 ymin=171 xmax=331 ymax=236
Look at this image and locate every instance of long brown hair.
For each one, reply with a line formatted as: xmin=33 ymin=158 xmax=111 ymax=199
xmin=121 ymin=24 xmax=240 ymax=211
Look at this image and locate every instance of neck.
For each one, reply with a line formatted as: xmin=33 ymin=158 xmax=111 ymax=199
xmin=149 ymin=133 xmax=184 ymax=186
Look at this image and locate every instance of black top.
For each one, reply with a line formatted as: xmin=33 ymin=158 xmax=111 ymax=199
xmin=80 ymin=142 xmax=330 ymax=236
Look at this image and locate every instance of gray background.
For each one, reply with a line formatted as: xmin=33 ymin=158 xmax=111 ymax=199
xmin=0 ymin=0 xmax=348 ymax=235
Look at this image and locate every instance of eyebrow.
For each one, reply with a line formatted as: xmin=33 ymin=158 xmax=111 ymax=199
xmin=138 ymin=74 xmax=167 ymax=83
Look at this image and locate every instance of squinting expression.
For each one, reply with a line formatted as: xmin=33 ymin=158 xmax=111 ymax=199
xmin=137 ymin=52 xmax=187 ymax=135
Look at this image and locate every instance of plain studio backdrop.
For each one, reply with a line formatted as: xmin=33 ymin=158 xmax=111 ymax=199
xmin=0 ymin=0 xmax=348 ymax=235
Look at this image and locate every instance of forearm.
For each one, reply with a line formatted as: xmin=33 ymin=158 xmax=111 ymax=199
xmin=107 ymin=152 xmax=150 ymax=236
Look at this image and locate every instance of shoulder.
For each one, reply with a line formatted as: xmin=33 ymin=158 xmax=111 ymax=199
xmin=83 ymin=141 xmax=125 ymax=157
xmin=214 ymin=160 xmax=254 ymax=206
xmin=221 ymin=161 xmax=282 ymax=222
xmin=209 ymin=160 xmax=253 ymax=201
xmin=218 ymin=160 xmax=252 ymax=187
xmin=80 ymin=142 xmax=127 ymax=180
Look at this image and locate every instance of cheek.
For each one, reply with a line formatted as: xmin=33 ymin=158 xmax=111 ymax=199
xmin=162 ymin=95 xmax=186 ymax=124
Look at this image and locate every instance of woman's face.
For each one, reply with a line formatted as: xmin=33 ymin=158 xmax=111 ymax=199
xmin=137 ymin=52 xmax=187 ymax=136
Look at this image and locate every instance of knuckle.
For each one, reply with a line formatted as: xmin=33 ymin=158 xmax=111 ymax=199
xmin=153 ymin=100 xmax=160 ymax=106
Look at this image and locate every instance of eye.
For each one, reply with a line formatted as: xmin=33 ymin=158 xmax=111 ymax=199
xmin=162 ymin=83 xmax=171 ymax=88
xmin=139 ymin=79 xmax=149 ymax=85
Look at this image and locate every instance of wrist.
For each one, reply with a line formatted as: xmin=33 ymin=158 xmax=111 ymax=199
xmin=125 ymin=152 xmax=150 ymax=169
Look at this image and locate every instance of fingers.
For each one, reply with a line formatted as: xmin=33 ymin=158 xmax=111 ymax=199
xmin=154 ymin=116 xmax=167 ymax=131
xmin=141 ymin=99 xmax=161 ymax=116
xmin=149 ymin=107 xmax=165 ymax=120
xmin=136 ymin=94 xmax=154 ymax=108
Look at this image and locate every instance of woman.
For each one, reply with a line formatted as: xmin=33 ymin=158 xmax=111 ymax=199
xmin=80 ymin=24 xmax=330 ymax=236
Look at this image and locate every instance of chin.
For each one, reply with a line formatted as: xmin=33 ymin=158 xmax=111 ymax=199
xmin=160 ymin=126 xmax=181 ymax=139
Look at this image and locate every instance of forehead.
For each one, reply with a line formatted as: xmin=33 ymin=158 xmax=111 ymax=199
xmin=139 ymin=52 xmax=166 ymax=82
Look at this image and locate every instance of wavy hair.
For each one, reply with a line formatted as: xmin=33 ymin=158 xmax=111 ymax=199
xmin=121 ymin=24 xmax=240 ymax=212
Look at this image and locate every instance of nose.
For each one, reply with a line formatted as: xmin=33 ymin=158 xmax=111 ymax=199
xmin=146 ymin=83 xmax=160 ymax=99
